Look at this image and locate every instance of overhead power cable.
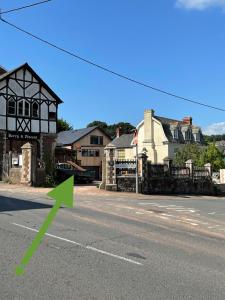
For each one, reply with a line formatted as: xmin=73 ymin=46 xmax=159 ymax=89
xmin=1 ymin=18 xmax=225 ymax=112
xmin=0 ymin=0 xmax=52 ymax=15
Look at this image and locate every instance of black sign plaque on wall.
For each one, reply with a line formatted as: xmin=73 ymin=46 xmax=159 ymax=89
xmin=7 ymin=132 xmax=40 ymax=140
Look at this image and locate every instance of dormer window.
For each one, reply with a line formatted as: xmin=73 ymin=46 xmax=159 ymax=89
xmin=8 ymin=98 xmax=16 ymax=115
xmin=174 ymin=128 xmax=179 ymax=139
xmin=195 ymin=132 xmax=201 ymax=142
xmin=185 ymin=129 xmax=192 ymax=141
xmin=18 ymin=99 xmax=30 ymax=117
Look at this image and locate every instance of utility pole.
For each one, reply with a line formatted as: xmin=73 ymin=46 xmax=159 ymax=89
xmin=135 ymin=143 xmax=138 ymax=194
xmin=132 ymin=129 xmax=139 ymax=194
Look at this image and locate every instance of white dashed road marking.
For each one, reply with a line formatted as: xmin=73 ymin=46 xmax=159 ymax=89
xmin=135 ymin=203 xmax=225 ymax=234
xmin=12 ymin=223 xmax=143 ymax=266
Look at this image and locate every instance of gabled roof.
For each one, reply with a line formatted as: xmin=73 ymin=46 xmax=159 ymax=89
xmin=110 ymin=134 xmax=134 ymax=149
xmin=57 ymin=126 xmax=111 ymax=146
xmin=0 ymin=63 xmax=63 ymax=104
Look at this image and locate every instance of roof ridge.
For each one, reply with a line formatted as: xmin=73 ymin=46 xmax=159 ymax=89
xmin=0 ymin=62 xmax=63 ymax=104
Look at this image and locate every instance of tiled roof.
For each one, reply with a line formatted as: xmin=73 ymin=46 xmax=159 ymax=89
xmin=155 ymin=116 xmax=181 ymax=125
xmin=155 ymin=115 xmax=203 ymax=143
xmin=110 ymin=134 xmax=134 ymax=148
xmin=57 ymin=126 xmax=98 ymax=145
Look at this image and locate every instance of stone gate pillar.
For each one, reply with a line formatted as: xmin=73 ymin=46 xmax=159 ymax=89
xmin=105 ymin=145 xmax=117 ymax=191
xmin=21 ymin=143 xmax=33 ymax=185
xmin=163 ymin=157 xmax=172 ymax=173
xmin=204 ymin=163 xmax=212 ymax=177
xmin=99 ymin=154 xmax=106 ymax=189
xmin=185 ymin=159 xmax=194 ymax=178
xmin=139 ymin=152 xmax=148 ymax=193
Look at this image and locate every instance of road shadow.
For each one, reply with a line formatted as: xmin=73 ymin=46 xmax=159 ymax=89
xmin=0 ymin=195 xmax=52 ymax=212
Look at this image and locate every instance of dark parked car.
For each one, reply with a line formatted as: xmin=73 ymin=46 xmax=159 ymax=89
xmin=56 ymin=162 xmax=95 ymax=184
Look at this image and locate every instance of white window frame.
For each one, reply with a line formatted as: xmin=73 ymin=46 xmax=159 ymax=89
xmin=174 ymin=128 xmax=179 ymax=139
xmin=185 ymin=129 xmax=192 ymax=141
xmin=195 ymin=132 xmax=201 ymax=142
xmin=17 ymin=99 xmax=30 ymax=117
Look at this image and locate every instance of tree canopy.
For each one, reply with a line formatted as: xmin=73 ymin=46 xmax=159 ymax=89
xmin=57 ymin=118 xmax=73 ymax=133
xmin=199 ymin=143 xmax=225 ymax=171
xmin=174 ymin=143 xmax=225 ymax=171
xmin=87 ymin=120 xmax=135 ymax=139
xmin=204 ymin=134 xmax=225 ymax=144
xmin=173 ymin=144 xmax=202 ymax=167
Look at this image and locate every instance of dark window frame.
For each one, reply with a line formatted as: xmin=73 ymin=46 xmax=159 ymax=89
xmin=32 ymin=102 xmax=39 ymax=118
xmin=82 ymin=149 xmax=100 ymax=157
xmin=8 ymin=98 xmax=16 ymax=115
xmin=24 ymin=100 xmax=30 ymax=117
xmin=90 ymin=135 xmax=103 ymax=145
xmin=49 ymin=111 xmax=56 ymax=121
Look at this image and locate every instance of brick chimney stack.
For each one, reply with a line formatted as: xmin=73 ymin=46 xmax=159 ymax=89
xmin=144 ymin=109 xmax=154 ymax=142
xmin=183 ymin=116 xmax=192 ymax=125
xmin=143 ymin=109 xmax=157 ymax=163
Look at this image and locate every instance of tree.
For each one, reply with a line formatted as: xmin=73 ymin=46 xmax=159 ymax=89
xmin=174 ymin=143 xmax=225 ymax=171
xmin=204 ymin=134 xmax=225 ymax=145
xmin=199 ymin=143 xmax=225 ymax=171
xmin=173 ymin=144 xmax=203 ymax=167
xmin=87 ymin=121 xmax=135 ymax=139
xmin=87 ymin=121 xmax=108 ymax=131
xmin=57 ymin=118 xmax=73 ymax=132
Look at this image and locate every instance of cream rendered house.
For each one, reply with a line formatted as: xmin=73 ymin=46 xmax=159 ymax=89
xmin=106 ymin=109 xmax=203 ymax=163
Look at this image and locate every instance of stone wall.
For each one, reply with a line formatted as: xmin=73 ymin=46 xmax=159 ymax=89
xmin=116 ymin=176 xmax=142 ymax=193
xmin=115 ymin=176 xmax=217 ymax=195
xmin=215 ymin=184 xmax=225 ymax=195
xmin=143 ymin=177 xmax=217 ymax=195
xmin=9 ymin=168 xmax=22 ymax=184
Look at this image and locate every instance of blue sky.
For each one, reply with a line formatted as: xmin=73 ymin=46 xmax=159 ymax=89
xmin=1 ymin=0 xmax=225 ymax=134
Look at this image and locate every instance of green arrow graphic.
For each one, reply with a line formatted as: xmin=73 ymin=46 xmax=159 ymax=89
xmin=15 ymin=176 xmax=74 ymax=276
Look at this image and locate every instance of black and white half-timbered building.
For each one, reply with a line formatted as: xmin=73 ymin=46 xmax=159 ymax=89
xmin=0 ymin=63 xmax=62 ymax=185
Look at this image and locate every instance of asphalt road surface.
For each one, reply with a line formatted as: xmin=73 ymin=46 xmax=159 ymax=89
xmin=0 ymin=183 xmax=225 ymax=300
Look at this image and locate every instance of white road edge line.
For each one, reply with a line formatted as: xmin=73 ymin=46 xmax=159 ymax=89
xmin=12 ymin=223 xmax=143 ymax=266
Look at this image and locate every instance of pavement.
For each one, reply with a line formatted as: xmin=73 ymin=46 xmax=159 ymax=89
xmin=0 ymin=183 xmax=225 ymax=299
